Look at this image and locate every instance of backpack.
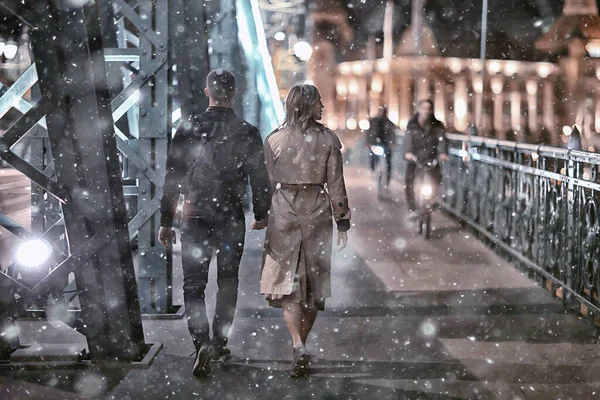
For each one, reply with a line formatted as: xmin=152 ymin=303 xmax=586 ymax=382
xmin=186 ymin=116 xmax=248 ymax=216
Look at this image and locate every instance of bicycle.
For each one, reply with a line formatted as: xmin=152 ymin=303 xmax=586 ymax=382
xmin=413 ymin=157 xmax=439 ymax=240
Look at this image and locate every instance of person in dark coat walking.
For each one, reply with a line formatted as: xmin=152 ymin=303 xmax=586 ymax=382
xmin=158 ymin=69 xmax=271 ymax=377
xmin=366 ymin=106 xmax=398 ymax=186
xmin=404 ymin=99 xmax=449 ymax=214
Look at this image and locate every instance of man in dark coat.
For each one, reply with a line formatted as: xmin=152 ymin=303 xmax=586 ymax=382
xmin=367 ymin=106 xmax=398 ymax=186
xmin=158 ymin=69 xmax=271 ymax=377
xmin=404 ymin=99 xmax=449 ymax=213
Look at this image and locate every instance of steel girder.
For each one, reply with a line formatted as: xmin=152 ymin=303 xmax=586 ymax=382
xmin=0 ymin=0 xmax=148 ymax=361
xmin=0 ymin=0 xmax=177 ymax=316
xmin=169 ymin=0 xmax=211 ymax=123
xmin=113 ymin=0 xmax=175 ymax=314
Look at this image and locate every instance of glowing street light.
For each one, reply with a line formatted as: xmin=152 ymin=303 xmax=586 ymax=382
xmin=4 ymin=39 xmax=18 ymax=60
xmin=293 ymin=41 xmax=312 ymax=62
xmin=14 ymin=239 xmax=53 ymax=269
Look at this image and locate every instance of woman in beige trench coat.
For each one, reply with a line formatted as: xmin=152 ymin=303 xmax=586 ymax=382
xmin=259 ymin=83 xmax=351 ymax=377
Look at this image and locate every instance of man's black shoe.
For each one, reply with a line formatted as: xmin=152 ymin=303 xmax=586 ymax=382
xmin=192 ymin=345 xmax=212 ymax=377
xmin=210 ymin=346 xmax=232 ymax=363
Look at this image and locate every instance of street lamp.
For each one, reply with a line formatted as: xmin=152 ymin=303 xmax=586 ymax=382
xmin=14 ymin=238 xmax=53 ymax=270
xmin=473 ymin=0 xmax=489 ymax=136
xmin=4 ymin=39 xmax=18 ymax=60
xmin=293 ymin=40 xmax=312 ymax=62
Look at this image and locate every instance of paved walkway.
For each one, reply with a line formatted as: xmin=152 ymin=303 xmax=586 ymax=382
xmin=2 ymin=167 xmax=600 ymax=399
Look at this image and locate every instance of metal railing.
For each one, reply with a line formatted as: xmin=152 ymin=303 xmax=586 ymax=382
xmin=396 ymin=133 xmax=600 ymax=315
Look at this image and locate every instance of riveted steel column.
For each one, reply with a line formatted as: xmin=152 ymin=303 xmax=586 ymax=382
xmin=135 ymin=0 xmax=172 ymax=314
xmin=171 ymin=0 xmax=210 ymax=123
xmin=29 ymin=0 xmax=145 ymax=361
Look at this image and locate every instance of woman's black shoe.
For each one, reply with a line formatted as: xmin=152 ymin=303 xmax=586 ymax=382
xmin=192 ymin=345 xmax=212 ymax=377
xmin=290 ymin=345 xmax=310 ymax=378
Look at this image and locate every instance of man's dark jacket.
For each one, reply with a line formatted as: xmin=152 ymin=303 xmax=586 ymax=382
xmin=160 ymin=107 xmax=271 ymax=227
xmin=367 ymin=116 xmax=397 ymax=147
xmin=404 ymin=115 xmax=448 ymax=163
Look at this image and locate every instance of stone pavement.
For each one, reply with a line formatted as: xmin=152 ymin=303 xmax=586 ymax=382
xmin=1 ymin=167 xmax=600 ymax=400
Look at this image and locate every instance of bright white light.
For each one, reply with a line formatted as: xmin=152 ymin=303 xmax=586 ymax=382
xmin=370 ymin=145 xmax=385 ymax=156
xmin=340 ymin=64 xmax=352 ymax=75
xmin=538 ymin=64 xmax=550 ymax=78
xmin=348 ymin=79 xmax=359 ymax=96
xmin=421 ymin=185 xmax=433 ymax=198
xmin=472 ymin=78 xmax=483 ymax=94
xmin=15 ymin=239 xmax=52 ymax=269
xmin=376 ymin=60 xmax=389 ymax=73
xmin=327 ymin=116 xmax=338 ymax=130
xmin=293 ymin=41 xmax=313 ymax=62
xmin=0 ymin=41 xmax=5 ymax=58
xmin=563 ymin=125 xmax=573 ymax=136
xmin=491 ymin=78 xmax=503 ymax=95
xmin=526 ymin=80 xmax=538 ymax=96
xmin=504 ymin=62 xmax=518 ymax=76
xmin=488 ymin=61 xmax=501 ymax=74
xmin=4 ymin=40 xmax=18 ymax=60
xmin=586 ymin=41 xmax=600 ymax=58
xmin=448 ymin=58 xmax=462 ymax=74
xmin=274 ymin=32 xmax=286 ymax=41
xmin=336 ymin=82 xmax=348 ymax=96
xmin=371 ymin=76 xmax=383 ymax=93
xmin=346 ymin=117 xmax=358 ymax=131
xmin=359 ymin=119 xmax=370 ymax=130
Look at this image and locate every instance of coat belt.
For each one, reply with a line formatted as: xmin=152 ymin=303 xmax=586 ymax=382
xmin=277 ymin=183 xmax=325 ymax=190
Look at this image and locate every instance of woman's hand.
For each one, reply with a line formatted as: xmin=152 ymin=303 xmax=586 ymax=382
xmin=251 ymin=219 xmax=268 ymax=230
xmin=337 ymin=231 xmax=348 ymax=251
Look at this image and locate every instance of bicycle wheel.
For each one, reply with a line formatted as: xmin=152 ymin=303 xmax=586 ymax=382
xmin=425 ymin=212 xmax=432 ymax=239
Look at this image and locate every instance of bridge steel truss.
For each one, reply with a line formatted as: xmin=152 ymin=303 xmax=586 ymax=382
xmin=0 ymin=0 xmax=184 ymax=323
xmin=0 ymin=0 xmax=161 ymax=363
xmin=397 ymin=133 xmax=600 ymax=316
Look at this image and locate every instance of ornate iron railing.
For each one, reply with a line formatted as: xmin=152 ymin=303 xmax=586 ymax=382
xmin=397 ymin=133 xmax=600 ymax=315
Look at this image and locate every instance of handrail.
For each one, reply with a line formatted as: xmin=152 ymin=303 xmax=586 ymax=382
xmin=394 ymin=133 xmax=600 ymax=316
xmin=444 ymin=133 xmax=600 ymax=163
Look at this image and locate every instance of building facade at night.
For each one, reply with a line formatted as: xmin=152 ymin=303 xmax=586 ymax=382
xmin=316 ymin=0 xmax=600 ymax=151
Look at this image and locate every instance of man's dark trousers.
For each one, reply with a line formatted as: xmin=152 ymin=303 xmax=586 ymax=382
xmin=369 ymin=147 xmax=393 ymax=185
xmin=180 ymin=215 xmax=245 ymax=351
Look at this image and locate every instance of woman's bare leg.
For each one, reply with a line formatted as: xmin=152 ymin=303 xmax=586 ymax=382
xmin=282 ymin=303 xmax=304 ymax=347
xmin=300 ymin=308 xmax=318 ymax=344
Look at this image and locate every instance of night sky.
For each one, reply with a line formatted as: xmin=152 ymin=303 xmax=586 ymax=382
xmin=335 ymin=0 xmax=600 ymax=61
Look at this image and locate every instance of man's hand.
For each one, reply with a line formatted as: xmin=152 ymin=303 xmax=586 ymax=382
xmin=251 ymin=219 xmax=268 ymax=230
xmin=158 ymin=226 xmax=176 ymax=247
xmin=405 ymin=152 xmax=414 ymax=161
xmin=337 ymin=231 xmax=348 ymax=251
xmin=439 ymin=153 xmax=449 ymax=162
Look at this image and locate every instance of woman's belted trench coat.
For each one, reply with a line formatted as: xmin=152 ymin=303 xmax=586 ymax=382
xmin=260 ymin=125 xmax=351 ymax=301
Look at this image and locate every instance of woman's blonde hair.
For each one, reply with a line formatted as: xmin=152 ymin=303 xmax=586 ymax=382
xmin=283 ymin=83 xmax=322 ymax=131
